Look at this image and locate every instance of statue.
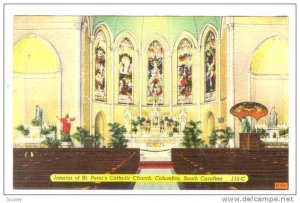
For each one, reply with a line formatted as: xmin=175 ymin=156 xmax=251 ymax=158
xmin=34 ymin=105 xmax=43 ymax=126
xmin=241 ymin=117 xmax=251 ymax=133
xmin=57 ymin=114 xmax=75 ymax=135
xmin=268 ymin=106 xmax=278 ymax=128
xmin=178 ymin=108 xmax=187 ymax=133
xmin=150 ymin=103 xmax=160 ymax=126
xmin=124 ymin=104 xmax=132 ymax=132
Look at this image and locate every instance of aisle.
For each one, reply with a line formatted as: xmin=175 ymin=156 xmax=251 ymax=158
xmin=133 ymin=162 xmax=180 ymax=190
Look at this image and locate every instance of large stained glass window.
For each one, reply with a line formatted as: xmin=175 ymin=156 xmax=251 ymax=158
xmin=118 ymin=38 xmax=134 ymax=104
xmin=204 ymin=31 xmax=216 ymax=102
xmin=147 ymin=40 xmax=164 ymax=105
xmin=94 ymin=31 xmax=107 ymax=101
xmin=177 ymin=38 xmax=193 ymax=104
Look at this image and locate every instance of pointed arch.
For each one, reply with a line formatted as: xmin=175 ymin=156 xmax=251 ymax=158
xmin=172 ymin=31 xmax=198 ymax=51
xmin=116 ymin=35 xmax=135 ymax=104
xmin=200 ymin=24 xmax=218 ymax=102
xmin=95 ymin=111 xmax=107 ymax=146
xmin=93 ymin=22 xmax=113 ymax=45
xmin=143 ymin=33 xmax=170 ymax=52
xmin=203 ymin=111 xmax=216 ymax=144
xmin=146 ymin=39 xmax=165 ymax=105
xmin=93 ymin=23 xmax=113 ymax=102
xmin=114 ymin=31 xmax=140 ymax=51
xmin=174 ymin=32 xmax=197 ymax=104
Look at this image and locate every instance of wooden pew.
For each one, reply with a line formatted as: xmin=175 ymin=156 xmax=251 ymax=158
xmin=172 ymin=148 xmax=288 ymax=190
xmin=13 ymin=148 xmax=140 ymax=190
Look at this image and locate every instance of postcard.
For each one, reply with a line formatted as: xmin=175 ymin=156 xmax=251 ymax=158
xmin=2 ymin=2 xmax=298 ymax=203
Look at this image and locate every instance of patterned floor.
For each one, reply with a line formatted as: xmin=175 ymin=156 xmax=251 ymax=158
xmin=133 ymin=169 xmax=180 ymax=190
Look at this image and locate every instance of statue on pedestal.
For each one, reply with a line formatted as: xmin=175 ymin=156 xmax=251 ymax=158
xmin=124 ymin=104 xmax=132 ymax=132
xmin=268 ymin=106 xmax=278 ymax=128
xmin=34 ymin=105 xmax=43 ymax=126
xmin=178 ymin=108 xmax=187 ymax=133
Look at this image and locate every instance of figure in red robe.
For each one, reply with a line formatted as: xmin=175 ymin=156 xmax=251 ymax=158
xmin=57 ymin=114 xmax=75 ymax=135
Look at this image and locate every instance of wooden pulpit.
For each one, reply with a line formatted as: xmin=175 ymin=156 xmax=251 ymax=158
xmin=239 ymin=133 xmax=261 ymax=149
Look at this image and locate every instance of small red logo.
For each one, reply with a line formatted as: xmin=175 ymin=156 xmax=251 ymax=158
xmin=274 ymin=182 xmax=288 ymax=189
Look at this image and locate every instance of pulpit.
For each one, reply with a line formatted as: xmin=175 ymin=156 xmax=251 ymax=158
xmin=240 ymin=133 xmax=261 ymax=149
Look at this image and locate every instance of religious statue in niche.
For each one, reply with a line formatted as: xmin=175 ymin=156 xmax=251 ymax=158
xmin=178 ymin=38 xmax=193 ymax=104
xmin=204 ymin=31 xmax=216 ymax=102
xmin=118 ymin=38 xmax=134 ymax=104
xmin=94 ymin=31 xmax=107 ymax=102
xmin=147 ymin=40 xmax=164 ymax=105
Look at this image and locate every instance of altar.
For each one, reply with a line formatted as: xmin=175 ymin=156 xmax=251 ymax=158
xmin=123 ymin=102 xmax=186 ymax=161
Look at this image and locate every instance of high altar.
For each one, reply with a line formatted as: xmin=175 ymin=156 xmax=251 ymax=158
xmin=123 ymin=102 xmax=187 ymax=161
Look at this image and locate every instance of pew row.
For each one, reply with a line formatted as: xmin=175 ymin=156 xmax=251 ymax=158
xmin=13 ymin=148 xmax=140 ymax=190
xmin=171 ymin=148 xmax=288 ymax=190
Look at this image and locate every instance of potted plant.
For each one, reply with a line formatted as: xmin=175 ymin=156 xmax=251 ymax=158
xmin=94 ymin=132 xmax=103 ymax=148
xmin=15 ymin=124 xmax=30 ymax=137
xmin=131 ymin=119 xmax=139 ymax=134
xmin=279 ymin=127 xmax=289 ymax=141
xmin=41 ymin=137 xmax=61 ymax=148
xmin=60 ymin=132 xmax=73 ymax=148
xmin=182 ymin=120 xmax=204 ymax=148
xmin=108 ymin=122 xmax=128 ymax=148
xmin=72 ymin=127 xmax=103 ymax=148
xmin=218 ymin=127 xmax=235 ymax=147
xmin=209 ymin=130 xmax=220 ymax=147
xmin=256 ymin=128 xmax=269 ymax=141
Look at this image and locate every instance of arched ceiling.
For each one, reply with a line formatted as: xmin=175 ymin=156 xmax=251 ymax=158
xmin=14 ymin=35 xmax=60 ymax=73
xmin=92 ymin=16 xmax=221 ymax=47
xmin=251 ymin=36 xmax=288 ymax=75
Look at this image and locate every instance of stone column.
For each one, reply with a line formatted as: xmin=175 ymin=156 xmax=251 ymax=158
xmin=226 ymin=18 xmax=236 ymax=147
xmin=196 ymin=46 xmax=201 ymax=121
xmin=167 ymin=49 xmax=173 ymax=116
xmin=137 ymin=49 xmax=143 ymax=117
xmin=110 ymin=45 xmax=115 ymax=123
xmin=216 ymin=35 xmax=221 ymax=129
xmin=89 ymin=34 xmax=94 ymax=133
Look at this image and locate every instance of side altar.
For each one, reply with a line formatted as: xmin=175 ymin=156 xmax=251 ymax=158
xmin=123 ymin=103 xmax=186 ymax=161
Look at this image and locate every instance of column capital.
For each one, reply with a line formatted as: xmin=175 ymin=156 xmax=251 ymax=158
xmin=166 ymin=49 xmax=174 ymax=57
xmin=216 ymin=35 xmax=221 ymax=44
xmin=226 ymin=23 xmax=234 ymax=32
xmin=74 ymin=22 xmax=83 ymax=30
xmin=89 ymin=35 xmax=95 ymax=43
xmin=137 ymin=49 xmax=143 ymax=56
xmin=110 ymin=45 xmax=117 ymax=52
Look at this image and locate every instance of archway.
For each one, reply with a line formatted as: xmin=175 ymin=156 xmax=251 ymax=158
xmin=95 ymin=111 xmax=107 ymax=146
xmin=203 ymin=112 xmax=216 ymax=144
xmin=13 ymin=35 xmax=61 ymax=132
xmin=250 ymin=36 xmax=288 ymax=125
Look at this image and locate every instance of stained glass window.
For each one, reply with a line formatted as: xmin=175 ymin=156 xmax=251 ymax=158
xmin=94 ymin=31 xmax=107 ymax=102
xmin=118 ymin=38 xmax=134 ymax=104
xmin=177 ymin=38 xmax=193 ymax=104
xmin=204 ymin=31 xmax=216 ymax=102
xmin=147 ymin=40 xmax=164 ymax=105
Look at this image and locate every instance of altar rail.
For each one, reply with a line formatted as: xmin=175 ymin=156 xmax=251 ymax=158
xmin=13 ymin=148 xmax=140 ymax=190
xmin=172 ymin=148 xmax=288 ymax=190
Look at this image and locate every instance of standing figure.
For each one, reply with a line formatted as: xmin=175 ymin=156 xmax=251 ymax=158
xmin=34 ymin=105 xmax=43 ymax=126
xmin=268 ymin=106 xmax=278 ymax=128
xmin=57 ymin=114 xmax=75 ymax=135
xmin=241 ymin=117 xmax=251 ymax=133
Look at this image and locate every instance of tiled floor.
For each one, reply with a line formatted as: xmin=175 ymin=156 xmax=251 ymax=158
xmin=133 ymin=169 xmax=180 ymax=190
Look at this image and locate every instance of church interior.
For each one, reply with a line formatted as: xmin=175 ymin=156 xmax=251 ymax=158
xmin=12 ymin=16 xmax=289 ymax=190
